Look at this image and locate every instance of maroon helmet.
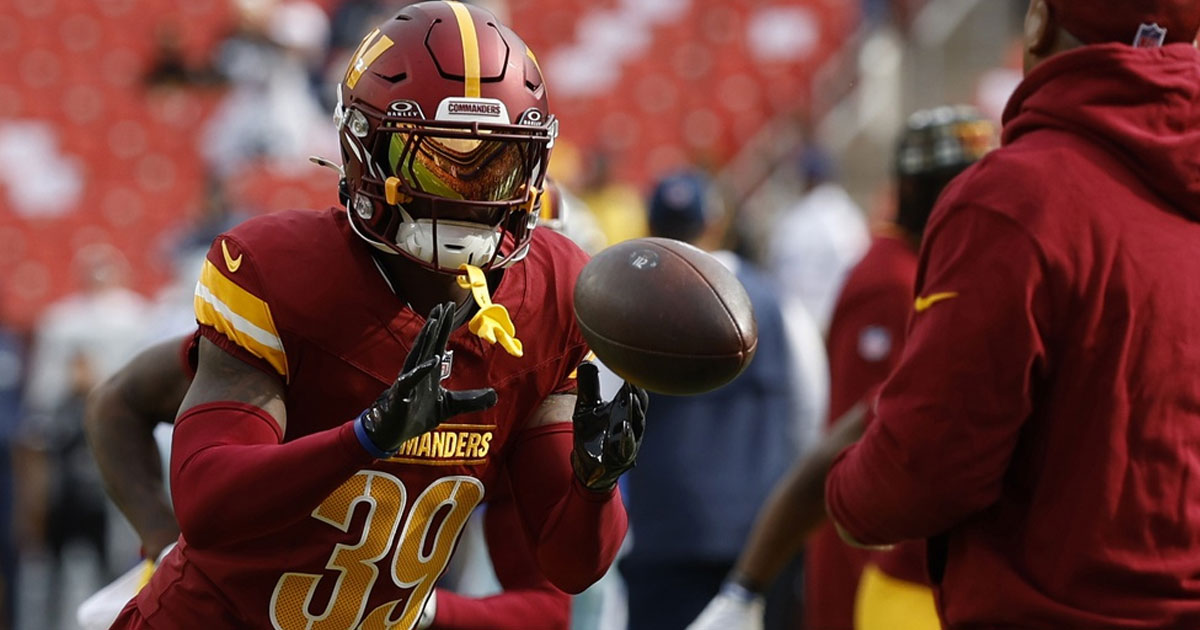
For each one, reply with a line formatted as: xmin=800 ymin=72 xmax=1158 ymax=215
xmin=334 ymin=1 xmax=556 ymax=272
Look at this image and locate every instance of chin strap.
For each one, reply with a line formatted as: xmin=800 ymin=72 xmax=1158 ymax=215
xmin=457 ymin=264 xmax=523 ymax=358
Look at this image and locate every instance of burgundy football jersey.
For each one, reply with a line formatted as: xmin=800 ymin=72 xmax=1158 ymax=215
xmin=136 ymin=207 xmax=589 ymax=629
xmin=805 ymin=233 xmax=924 ymax=630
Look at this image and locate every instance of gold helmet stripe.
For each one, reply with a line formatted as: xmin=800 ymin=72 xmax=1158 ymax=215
xmin=525 ymin=46 xmax=541 ymax=73
xmin=345 ymin=28 xmax=394 ymax=89
xmin=446 ymin=1 xmax=482 ymax=98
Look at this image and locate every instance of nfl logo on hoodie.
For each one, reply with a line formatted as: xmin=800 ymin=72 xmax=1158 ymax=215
xmin=1133 ymin=22 xmax=1167 ymax=48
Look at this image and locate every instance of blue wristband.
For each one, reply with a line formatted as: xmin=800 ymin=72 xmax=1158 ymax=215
xmin=354 ymin=412 xmax=394 ymax=459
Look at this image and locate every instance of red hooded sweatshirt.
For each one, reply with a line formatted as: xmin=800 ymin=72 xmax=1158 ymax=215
xmin=826 ymin=43 xmax=1200 ymax=628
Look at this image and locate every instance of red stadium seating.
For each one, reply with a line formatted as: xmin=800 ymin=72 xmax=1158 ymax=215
xmin=0 ymin=0 xmax=858 ymax=328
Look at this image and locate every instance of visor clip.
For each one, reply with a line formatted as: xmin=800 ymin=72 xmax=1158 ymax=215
xmin=385 ymin=177 xmax=413 ymax=206
xmin=522 ymin=184 xmax=542 ymax=215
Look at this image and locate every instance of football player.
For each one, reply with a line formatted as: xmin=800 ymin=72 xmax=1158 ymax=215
xmin=110 ymin=3 xmax=646 ymax=628
xmin=688 ymin=107 xmax=997 ymax=630
xmin=82 ymin=335 xmax=571 ymax=630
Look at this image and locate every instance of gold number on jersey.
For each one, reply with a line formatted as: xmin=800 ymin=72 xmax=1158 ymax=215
xmin=269 ymin=473 xmax=484 ymax=630
xmin=270 ymin=472 xmax=405 ymax=630
xmin=360 ymin=477 xmax=485 ymax=629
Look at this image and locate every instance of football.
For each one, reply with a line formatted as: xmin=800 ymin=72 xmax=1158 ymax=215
xmin=573 ymin=237 xmax=757 ymax=396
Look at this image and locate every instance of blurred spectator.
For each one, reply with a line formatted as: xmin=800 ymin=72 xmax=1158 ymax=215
xmin=578 ymin=152 xmax=647 ymax=246
xmin=862 ymin=0 xmax=891 ymax=26
xmin=539 ymin=178 xmax=607 ymax=256
xmin=202 ymin=0 xmax=336 ymax=178
xmin=0 ymin=326 xmax=21 ymax=630
xmin=974 ymin=38 xmax=1025 ymax=123
xmin=806 ymin=106 xmax=996 ymax=630
xmin=143 ymin=25 xmax=224 ymax=88
xmin=767 ymin=146 xmax=870 ymax=332
xmin=148 ymin=175 xmax=254 ymax=344
xmin=20 ymin=245 xmax=150 ymax=626
xmin=24 ymin=246 xmax=150 ymax=418
xmin=620 ymin=170 xmax=826 ymax=630
xmin=36 ymin=353 xmax=113 ymax=629
xmin=684 ymin=106 xmax=998 ymax=630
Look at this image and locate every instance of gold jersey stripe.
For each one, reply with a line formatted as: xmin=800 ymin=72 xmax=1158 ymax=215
xmin=345 ymin=28 xmax=394 ymax=90
xmin=446 ymin=1 xmax=482 ymax=98
xmin=194 ymin=259 xmax=289 ymax=379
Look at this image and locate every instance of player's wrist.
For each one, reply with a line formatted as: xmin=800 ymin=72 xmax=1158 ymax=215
xmin=354 ymin=411 xmax=396 ymax=459
xmin=570 ymin=451 xmax=616 ymax=492
xmin=141 ymin=530 xmax=180 ymax=562
xmin=723 ymin=571 xmax=767 ymax=600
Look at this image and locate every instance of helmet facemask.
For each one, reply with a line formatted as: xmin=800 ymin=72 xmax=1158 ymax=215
xmin=341 ymin=99 xmax=556 ymax=273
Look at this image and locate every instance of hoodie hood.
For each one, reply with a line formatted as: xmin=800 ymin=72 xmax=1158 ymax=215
xmin=1003 ymin=43 xmax=1200 ymax=220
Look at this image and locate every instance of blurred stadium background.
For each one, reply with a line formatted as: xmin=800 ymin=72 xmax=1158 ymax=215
xmin=0 ymin=0 xmax=1026 ymax=627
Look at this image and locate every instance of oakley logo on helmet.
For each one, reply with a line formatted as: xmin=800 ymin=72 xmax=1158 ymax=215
xmin=518 ymin=109 xmax=545 ymax=124
xmin=386 ymin=100 xmax=425 ymax=118
xmin=436 ymin=97 xmax=509 ymax=122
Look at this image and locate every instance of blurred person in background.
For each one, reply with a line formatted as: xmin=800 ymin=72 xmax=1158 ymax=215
xmin=620 ymin=170 xmax=827 ymax=630
xmin=577 ymin=151 xmax=648 ymax=246
xmin=538 ymin=178 xmax=606 ymax=258
xmin=35 ymin=353 xmax=113 ymax=629
xmin=23 ymin=245 xmax=149 ymax=422
xmin=202 ymin=0 xmax=336 ymax=178
xmin=767 ymin=146 xmax=870 ymax=333
xmin=20 ymin=244 xmax=150 ymax=627
xmin=147 ymin=175 xmax=255 ymax=344
xmin=687 ymin=106 xmax=997 ymax=630
xmin=0 ymin=323 xmax=21 ymax=630
xmin=826 ymin=1 xmax=1200 ymax=627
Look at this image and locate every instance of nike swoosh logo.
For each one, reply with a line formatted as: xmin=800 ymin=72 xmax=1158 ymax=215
xmin=221 ymin=240 xmax=243 ymax=273
xmin=914 ymin=291 xmax=958 ymax=313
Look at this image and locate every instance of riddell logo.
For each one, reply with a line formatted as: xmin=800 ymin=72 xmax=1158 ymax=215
xmin=448 ymin=101 xmax=502 ymax=116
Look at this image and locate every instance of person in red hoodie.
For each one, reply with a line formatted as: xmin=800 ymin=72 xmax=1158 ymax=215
xmin=686 ymin=107 xmax=997 ymax=630
xmin=826 ymin=0 xmax=1200 ymax=627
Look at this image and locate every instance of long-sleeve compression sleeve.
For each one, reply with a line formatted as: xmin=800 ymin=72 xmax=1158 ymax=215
xmin=170 ymin=401 xmax=375 ymax=548
xmin=505 ymin=422 xmax=627 ymax=595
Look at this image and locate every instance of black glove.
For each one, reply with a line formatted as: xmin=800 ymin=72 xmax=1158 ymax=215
xmin=570 ymin=362 xmax=648 ymax=492
xmin=356 ymin=301 xmax=498 ymax=457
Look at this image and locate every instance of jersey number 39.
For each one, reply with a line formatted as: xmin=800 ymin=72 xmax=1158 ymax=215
xmin=269 ymin=472 xmax=484 ymax=630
